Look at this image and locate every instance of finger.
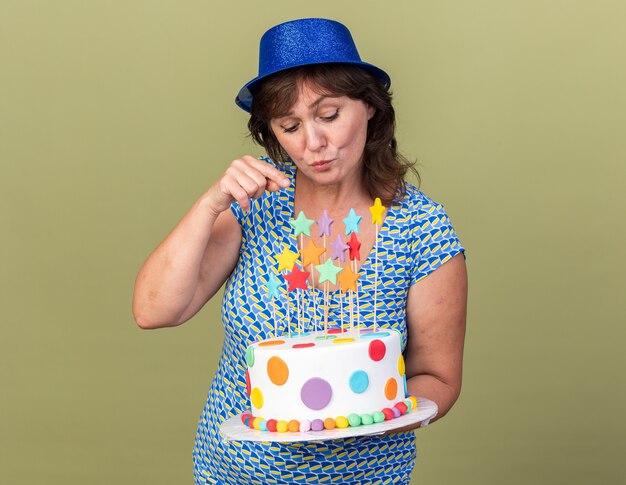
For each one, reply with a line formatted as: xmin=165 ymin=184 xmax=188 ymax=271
xmin=220 ymin=170 xmax=255 ymax=210
xmin=237 ymin=172 xmax=265 ymax=197
xmin=230 ymin=158 xmax=275 ymax=195
xmin=227 ymin=182 xmax=251 ymax=211
xmin=224 ymin=157 xmax=289 ymax=209
xmin=241 ymin=156 xmax=291 ymax=189
xmin=224 ymin=164 xmax=265 ymax=195
xmin=265 ymin=180 xmax=281 ymax=193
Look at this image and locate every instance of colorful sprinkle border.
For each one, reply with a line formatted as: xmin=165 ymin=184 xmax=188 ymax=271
xmin=241 ymin=395 xmax=418 ymax=432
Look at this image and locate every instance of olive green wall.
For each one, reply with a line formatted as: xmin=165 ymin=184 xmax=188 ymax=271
xmin=2 ymin=1 xmax=624 ymax=484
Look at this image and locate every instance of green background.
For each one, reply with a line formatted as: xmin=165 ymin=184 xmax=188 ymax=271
xmin=2 ymin=1 xmax=625 ymax=483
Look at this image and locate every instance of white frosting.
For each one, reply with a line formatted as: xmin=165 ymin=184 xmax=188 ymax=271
xmin=246 ymin=330 xmax=407 ymax=422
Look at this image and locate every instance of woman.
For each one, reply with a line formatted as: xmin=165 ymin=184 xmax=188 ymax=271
xmin=133 ymin=18 xmax=467 ymax=485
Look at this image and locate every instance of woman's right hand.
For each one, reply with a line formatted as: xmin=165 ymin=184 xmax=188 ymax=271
xmin=205 ymin=156 xmax=291 ymax=216
xmin=133 ymin=156 xmax=290 ymax=329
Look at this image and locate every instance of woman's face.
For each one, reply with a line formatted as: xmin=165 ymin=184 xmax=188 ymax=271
xmin=269 ymin=81 xmax=375 ymax=186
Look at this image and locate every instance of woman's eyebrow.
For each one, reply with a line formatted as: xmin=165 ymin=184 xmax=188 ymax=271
xmin=280 ymin=95 xmax=332 ymax=118
xmin=307 ymin=95 xmax=328 ymax=109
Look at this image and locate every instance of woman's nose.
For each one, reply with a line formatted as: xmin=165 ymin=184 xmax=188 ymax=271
xmin=304 ymin=124 xmax=326 ymax=152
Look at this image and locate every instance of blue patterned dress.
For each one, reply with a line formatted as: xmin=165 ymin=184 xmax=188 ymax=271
xmin=192 ymin=161 xmax=464 ymax=484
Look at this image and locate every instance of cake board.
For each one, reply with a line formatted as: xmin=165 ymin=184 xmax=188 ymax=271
xmin=220 ymin=397 xmax=437 ymax=443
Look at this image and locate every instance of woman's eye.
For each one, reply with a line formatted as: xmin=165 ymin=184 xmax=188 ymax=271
xmin=282 ymin=124 xmax=299 ymax=133
xmin=320 ymin=109 xmax=339 ymax=122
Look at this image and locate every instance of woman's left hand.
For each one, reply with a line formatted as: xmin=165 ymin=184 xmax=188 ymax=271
xmin=399 ymin=253 xmax=468 ymax=431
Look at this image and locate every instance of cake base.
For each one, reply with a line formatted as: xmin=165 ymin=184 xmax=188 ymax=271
xmin=220 ymin=397 xmax=437 ymax=443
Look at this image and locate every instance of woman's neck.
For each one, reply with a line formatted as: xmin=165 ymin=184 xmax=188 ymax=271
xmin=293 ymin=169 xmax=371 ymax=216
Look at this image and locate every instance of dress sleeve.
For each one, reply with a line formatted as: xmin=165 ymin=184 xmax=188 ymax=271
xmin=410 ymin=194 xmax=465 ymax=285
xmin=230 ymin=200 xmax=245 ymax=225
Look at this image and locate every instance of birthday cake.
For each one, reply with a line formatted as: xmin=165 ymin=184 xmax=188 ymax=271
xmin=238 ymin=199 xmax=418 ymax=433
xmin=242 ymin=329 xmax=417 ymax=432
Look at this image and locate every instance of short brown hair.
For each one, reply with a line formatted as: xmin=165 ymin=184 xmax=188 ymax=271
xmin=247 ymin=64 xmax=418 ymax=206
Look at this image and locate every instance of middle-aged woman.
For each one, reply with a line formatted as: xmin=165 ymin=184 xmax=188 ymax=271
xmin=133 ymin=18 xmax=467 ymax=485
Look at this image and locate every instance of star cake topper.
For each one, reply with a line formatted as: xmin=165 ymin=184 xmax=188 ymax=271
xmin=289 ymin=211 xmax=315 ymax=237
xmin=317 ymin=210 xmax=333 ymax=237
xmin=300 ymin=239 xmax=326 ymax=267
xmin=338 ymin=263 xmax=360 ymax=293
xmin=330 ymin=235 xmax=349 ymax=262
xmin=347 ymin=232 xmax=361 ymax=261
xmin=266 ymin=274 xmax=282 ymax=299
xmin=275 ymin=248 xmax=299 ymax=272
xmin=315 ymin=258 xmax=343 ymax=285
xmin=343 ymin=208 xmax=362 ymax=235
xmin=283 ymin=265 xmax=310 ymax=292
xmin=369 ymin=197 xmax=385 ymax=225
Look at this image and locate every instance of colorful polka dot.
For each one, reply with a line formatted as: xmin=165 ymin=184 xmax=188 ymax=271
xmin=245 ymin=370 xmax=251 ymax=396
xmin=368 ymin=339 xmax=386 ymax=361
xmin=301 ymin=377 xmax=332 ymax=410
xmin=266 ymin=419 xmax=277 ymax=432
xmin=398 ymin=355 xmax=405 ymax=376
xmin=315 ymin=335 xmax=336 ymax=340
xmin=327 ymin=328 xmax=345 ymax=334
xmin=385 ymin=378 xmax=398 ymax=400
xmin=349 ymin=370 xmax=369 ymax=394
xmin=332 ymin=337 xmax=355 ymax=344
xmin=245 ymin=346 xmax=254 ymax=367
xmin=250 ymin=387 xmax=264 ymax=409
xmin=258 ymin=339 xmax=285 ymax=347
xmin=360 ymin=331 xmax=390 ymax=339
xmin=288 ymin=420 xmax=300 ymax=432
xmin=276 ymin=420 xmax=288 ymax=432
xmin=267 ymin=356 xmax=289 ymax=386
xmin=292 ymin=342 xmax=315 ymax=348
xmin=288 ymin=332 xmax=310 ymax=337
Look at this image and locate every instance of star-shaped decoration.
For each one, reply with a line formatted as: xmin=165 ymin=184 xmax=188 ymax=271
xmin=343 ymin=208 xmax=362 ymax=235
xmin=347 ymin=232 xmax=361 ymax=261
xmin=338 ymin=263 xmax=360 ymax=293
xmin=317 ymin=210 xmax=333 ymax=237
xmin=266 ymin=274 xmax=282 ymax=299
xmin=289 ymin=211 xmax=315 ymax=237
xmin=315 ymin=258 xmax=343 ymax=285
xmin=330 ymin=235 xmax=349 ymax=262
xmin=275 ymin=248 xmax=299 ymax=272
xmin=283 ymin=264 xmax=310 ymax=292
xmin=300 ymin=239 xmax=326 ymax=267
xmin=369 ymin=197 xmax=385 ymax=225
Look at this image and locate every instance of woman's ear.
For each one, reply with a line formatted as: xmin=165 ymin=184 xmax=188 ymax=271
xmin=367 ymin=104 xmax=376 ymax=120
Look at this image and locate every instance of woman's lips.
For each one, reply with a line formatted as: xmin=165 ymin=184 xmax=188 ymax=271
xmin=311 ymin=160 xmax=333 ymax=171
